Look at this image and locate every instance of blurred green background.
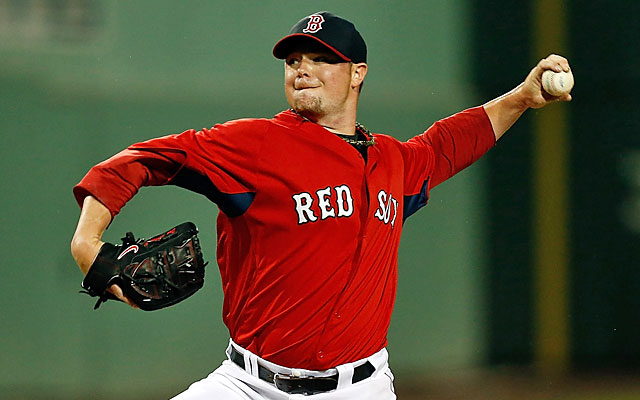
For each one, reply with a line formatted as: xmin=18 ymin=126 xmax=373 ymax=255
xmin=0 ymin=1 xmax=638 ymax=399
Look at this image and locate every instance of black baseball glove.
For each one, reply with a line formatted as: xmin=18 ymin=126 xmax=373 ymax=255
xmin=81 ymin=222 xmax=207 ymax=311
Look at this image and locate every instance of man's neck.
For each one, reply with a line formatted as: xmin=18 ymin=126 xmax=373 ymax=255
xmin=296 ymin=110 xmax=357 ymax=136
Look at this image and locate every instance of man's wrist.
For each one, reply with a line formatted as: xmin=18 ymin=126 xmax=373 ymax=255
xmin=505 ymin=83 xmax=531 ymax=112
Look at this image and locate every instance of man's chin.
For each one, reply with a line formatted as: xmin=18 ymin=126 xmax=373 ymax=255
xmin=292 ymin=101 xmax=323 ymax=116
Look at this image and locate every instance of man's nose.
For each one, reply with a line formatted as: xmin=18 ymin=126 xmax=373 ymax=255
xmin=297 ymin=58 xmax=313 ymax=76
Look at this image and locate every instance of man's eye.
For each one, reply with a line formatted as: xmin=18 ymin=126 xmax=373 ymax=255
xmin=286 ymin=58 xmax=299 ymax=66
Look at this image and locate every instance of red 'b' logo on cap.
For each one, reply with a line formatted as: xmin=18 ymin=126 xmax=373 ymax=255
xmin=303 ymin=14 xmax=325 ymax=33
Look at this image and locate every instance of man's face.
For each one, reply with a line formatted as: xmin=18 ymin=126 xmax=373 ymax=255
xmin=284 ymin=41 xmax=353 ymax=117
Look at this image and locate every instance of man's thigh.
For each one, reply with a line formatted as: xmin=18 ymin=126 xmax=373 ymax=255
xmin=170 ymin=362 xmax=273 ymax=400
xmin=172 ymin=360 xmax=396 ymax=400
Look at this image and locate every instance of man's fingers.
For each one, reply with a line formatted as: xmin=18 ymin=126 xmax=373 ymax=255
xmin=109 ymin=284 xmax=139 ymax=309
xmin=538 ymin=54 xmax=571 ymax=73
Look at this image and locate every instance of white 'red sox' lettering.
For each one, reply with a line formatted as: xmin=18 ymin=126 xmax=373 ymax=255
xmin=334 ymin=185 xmax=354 ymax=217
xmin=316 ymin=186 xmax=336 ymax=220
xmin=293 ymin=185 xmax=354 ymax=224
xmin=374 ymin=190 xmax=398 ymax=227
xmin=292 ymin=192 xmax=318 ymax=224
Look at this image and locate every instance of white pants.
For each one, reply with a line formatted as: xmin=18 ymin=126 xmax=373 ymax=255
xmin=171 ymin=340 xmax=396 ymax=399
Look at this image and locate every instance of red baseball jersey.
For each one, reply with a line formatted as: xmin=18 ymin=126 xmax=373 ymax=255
xmin=74 ymin=107 xmax=495 ymax=369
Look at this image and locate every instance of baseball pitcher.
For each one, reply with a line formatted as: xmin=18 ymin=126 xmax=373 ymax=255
xmin=71 ymin=11 xmax=572 ymax=399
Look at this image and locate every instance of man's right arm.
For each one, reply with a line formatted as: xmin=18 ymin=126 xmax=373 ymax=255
xmin=70 ymin=137 xmax=193 ymax=309
xmin=70 ymin=195 xmax=110 ymax=274
xmin=70 ymin=195 xmax=138 ymax=307
xmin=70 ymin=120 xmax=262 ymax=307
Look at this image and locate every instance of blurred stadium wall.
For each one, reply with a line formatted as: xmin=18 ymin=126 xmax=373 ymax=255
xmin=474 ymin=0 xmax=640 ymax=372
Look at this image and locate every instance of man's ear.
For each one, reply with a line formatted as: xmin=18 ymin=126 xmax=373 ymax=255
xmin=351 ymin=63 xmax=368 ymax=89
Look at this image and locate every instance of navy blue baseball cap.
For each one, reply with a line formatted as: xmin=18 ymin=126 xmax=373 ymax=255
xmin=273 ymin=11 xmax=367 ymax=63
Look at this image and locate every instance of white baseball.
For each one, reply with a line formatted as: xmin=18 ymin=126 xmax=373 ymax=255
xmin=541 ymin=69 xmax=574 ymax=96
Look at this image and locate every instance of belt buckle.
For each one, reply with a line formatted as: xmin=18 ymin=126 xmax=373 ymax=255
xmin=273 ymin=372 xmax=307 ymax=394
xmin=273 ymin=372 xmax=336 ymax=395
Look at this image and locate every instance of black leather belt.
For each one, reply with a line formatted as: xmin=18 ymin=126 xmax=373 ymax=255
xmin=229 ymin=346 xmax=376 ymax=395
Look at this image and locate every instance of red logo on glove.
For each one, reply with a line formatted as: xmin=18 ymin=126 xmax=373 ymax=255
xmin=303 ymin=14 xmax=325 ymax=33
xmin=118 ymin=245 xmax=139 ymax=260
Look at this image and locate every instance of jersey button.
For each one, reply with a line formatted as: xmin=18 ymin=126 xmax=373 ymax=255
xmin=334 ymin=312 xmax=341 ymax=319
xmin=317 ymin=351 xmax=324 ymax=359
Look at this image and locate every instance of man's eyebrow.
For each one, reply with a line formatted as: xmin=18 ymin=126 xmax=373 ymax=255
xmin=286 ymin=51 xmax=345 ymax=62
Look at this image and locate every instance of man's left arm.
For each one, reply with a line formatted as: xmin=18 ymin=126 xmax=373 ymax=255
xmin=399 ymin=54 xmax=573 ymax=213
xmin=483 ymin=54 xmax=572 ymax=140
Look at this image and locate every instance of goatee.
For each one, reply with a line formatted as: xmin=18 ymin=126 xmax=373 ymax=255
xmin=292 ymin=96 xmax=324 ymax=116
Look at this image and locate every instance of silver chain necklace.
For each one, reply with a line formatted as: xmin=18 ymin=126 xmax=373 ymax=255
xmin=289 ymin=109 xmax=376 ymax=147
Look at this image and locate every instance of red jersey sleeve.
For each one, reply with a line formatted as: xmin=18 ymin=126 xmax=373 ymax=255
xmin=400 ymin=106 xmax=495 ymax=219
xmin=73 ymin=118 xmax=267 ymax=219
